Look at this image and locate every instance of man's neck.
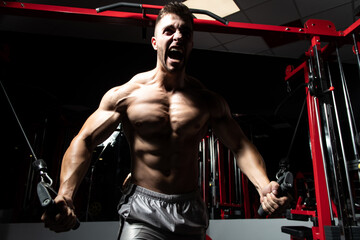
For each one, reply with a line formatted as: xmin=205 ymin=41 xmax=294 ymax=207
xmin=154 ymin=64 xmax=186 ymax=91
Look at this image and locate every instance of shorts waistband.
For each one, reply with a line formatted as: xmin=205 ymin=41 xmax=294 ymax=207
xmin=133 ymin=185 xmax=200 ymax=203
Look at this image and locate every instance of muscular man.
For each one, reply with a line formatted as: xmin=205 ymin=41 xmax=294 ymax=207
xmin=42 ymin=2 xmax=289 ymax=239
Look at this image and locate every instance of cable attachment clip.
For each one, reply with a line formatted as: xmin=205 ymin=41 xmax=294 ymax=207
xmin=276 ymin=168 xmax=286 ymax=180
xmin=32 ymin=159 xmax=56 ymax=208
xmin=32 ymin=159 xmax=81 ymax=229
xmin=276 ymin=156 xmax=290 ymax=180
xmin=33 ymin=159 xmax=53 ymax=186
xmin=276 ymin=171 xmax=294 ymax=193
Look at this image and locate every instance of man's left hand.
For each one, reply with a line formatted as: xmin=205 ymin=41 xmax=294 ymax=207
xmin=260 ymin=181 xmax=291 ymax=216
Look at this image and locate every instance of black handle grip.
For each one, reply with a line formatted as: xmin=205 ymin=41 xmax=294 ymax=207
xmin=96 ymin=2 xmax=141 ymax=13
xmin=37 ymin=182 xmax=80 ymax=230
xmin=258 ymin=204 xmax=266 ymax=217
xmin=257 ymin=171 xmax=293 ymax=217
xmin=190 ymin=9 xmax=228 ymax=25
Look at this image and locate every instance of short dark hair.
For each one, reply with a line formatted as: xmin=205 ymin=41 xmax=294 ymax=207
xmin=155 ymin=2 xmax=194 ymax=30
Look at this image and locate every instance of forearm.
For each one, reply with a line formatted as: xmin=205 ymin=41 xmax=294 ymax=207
xmin=57 ymin=136 xmax=93 ymax=199
xmin=209 ymin=95 xmax=270 ymax=195
xmin=235 ymin=142 xmax=270 ymax=195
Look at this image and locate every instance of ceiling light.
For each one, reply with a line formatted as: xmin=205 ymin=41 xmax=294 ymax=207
xmin=184 ymin=0 xmax=240 ymax=21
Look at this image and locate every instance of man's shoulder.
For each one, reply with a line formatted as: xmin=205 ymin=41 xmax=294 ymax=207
xmin=129 ymin=70 xmax=155 ymax=84
xmin=109 ymin=70 xmax=154 ymax=94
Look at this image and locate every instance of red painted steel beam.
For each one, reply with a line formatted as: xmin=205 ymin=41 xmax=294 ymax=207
xmin=303 ymin=62 xmax=332 ymax=240
xmin=285 ymin=61 xmax=306 ymax=82
xmin=285 ymin=50 xmax=334 ymax=239
xmin=0 ymin=1 xmax=354 ymax=44
xmin=343 ymin=17 xmax=360 ymax=37
xmin=285 ymin=61 xmax=333 ymax=240
xmin=241 ymin=174 xmax=251 ymax=218
xmin=219 ymin=203 xmax=243 ymax=208
xmin=290 ymin=209 xmax=317 ymax=218
xmin=0 ymin=2 xmax=158 ymax=27
xmin=216 ymin=140 xmax=226 ymax=205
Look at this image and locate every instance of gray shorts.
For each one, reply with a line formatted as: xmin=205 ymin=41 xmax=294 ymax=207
xmin=117 ymin=184 xmax=209 ymax=240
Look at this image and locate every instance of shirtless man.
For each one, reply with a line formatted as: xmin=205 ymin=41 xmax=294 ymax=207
xmin=42 ymin=2 xmax=289 ymax=239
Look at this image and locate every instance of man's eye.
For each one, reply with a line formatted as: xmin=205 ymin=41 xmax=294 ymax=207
xmin=164 ymin=29 xmax=174 ymax=35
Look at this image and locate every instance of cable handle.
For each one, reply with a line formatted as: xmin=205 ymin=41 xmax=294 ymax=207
xmin=34 ymin=159 xmax=80 ymax=230
xmin=257 ymin=171 xmax=293 ymax=217
xmin=37 ymin=181 xmax=80 ymax=230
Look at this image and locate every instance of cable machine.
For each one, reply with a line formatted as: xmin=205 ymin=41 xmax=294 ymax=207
xmin=282 ymin=22 xmax=360 ymax=239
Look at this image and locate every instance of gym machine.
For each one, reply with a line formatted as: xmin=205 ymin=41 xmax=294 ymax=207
xmin=281 ymin=21 xmax=360 ymax=239
xmin=1 ymin=2 xmax=360 ymax=239
xmin=198 ymin=131 xmax=251 ymax=220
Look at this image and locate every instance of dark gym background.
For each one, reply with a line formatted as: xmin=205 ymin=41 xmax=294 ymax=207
xmin=0 ymin=30 xmax=358 ymax=223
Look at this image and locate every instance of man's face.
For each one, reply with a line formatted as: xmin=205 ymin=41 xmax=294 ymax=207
xmin=152 ymin=13 xmax=193 ymax=73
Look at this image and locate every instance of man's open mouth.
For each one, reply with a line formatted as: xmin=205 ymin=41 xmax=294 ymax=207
xmin=168 ymin=48 xmax=184 ymax=61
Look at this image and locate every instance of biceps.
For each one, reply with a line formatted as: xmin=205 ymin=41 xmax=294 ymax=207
xmin=212 ymin=116 xmax=248 ymax=152
xmin=78 ymin=109 xmax=121 ymax=149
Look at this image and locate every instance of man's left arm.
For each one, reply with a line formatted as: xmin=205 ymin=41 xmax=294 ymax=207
xmin=210 ymin=94 xmax=289 ymax=215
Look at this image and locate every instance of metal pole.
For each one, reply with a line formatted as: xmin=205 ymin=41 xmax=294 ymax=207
xmin=232 ymin=154 xmax=239 ymax=203
xmin=351 ymin=33 xmax=360 ymax=81
xmin=209 ymin=132 xmax=217 ymax=218
xmin=201 ymin=139 xmax=207 ymax=203
xmin=335 ymin=46 xmax=360 ymax=160
xmin=198 ymin=142 xmax=203 ymax=191
xmin=310 ymin=86 xmax=335 ymax=225
xmin=322 ymin=102 xmax=344 ymax=227
xmin=308 ymin=52 xmax=335 ymax=222
xmin=237 ymin=165 xmax=242 ymax=205
xmin=327 ymin=63 xmax=357 ymax=223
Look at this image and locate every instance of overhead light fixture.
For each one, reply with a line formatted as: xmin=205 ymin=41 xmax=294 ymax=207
xmin=184 ymin=0 xmax=240 ymax=21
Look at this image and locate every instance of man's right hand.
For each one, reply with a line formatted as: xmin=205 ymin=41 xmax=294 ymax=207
xmin=41 ymin=195 xmax=78 ymax=232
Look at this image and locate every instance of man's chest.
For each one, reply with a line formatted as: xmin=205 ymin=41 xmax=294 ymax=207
xmin=126 ymin=87 xmax=209 ymax=136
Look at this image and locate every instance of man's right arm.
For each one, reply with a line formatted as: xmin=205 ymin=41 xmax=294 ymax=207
xmin=41 ymin=86 xmax=126 ymax=232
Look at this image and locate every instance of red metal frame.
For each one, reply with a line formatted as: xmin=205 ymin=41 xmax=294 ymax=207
xmin=2 ymin=2 xmax=360 ymax=239
xmin=1 ymin=1 xmax=356 ymax=40
xmin=241 ymin=173 xmax=251 ymax=219
xmin=217 ymin=140 xmax=226 ymax=205
xmin=284 ymin=33 xmax=337 ymax=239
xmin=227 ymin=149 xmax=234 ymax=204
xmin=216 ymin=141 xmax=251 ymax=219
xmin=304 ymin=77 xmax=332 ymax=240
xmin=284 ymin=59 xmax=332 ymax=240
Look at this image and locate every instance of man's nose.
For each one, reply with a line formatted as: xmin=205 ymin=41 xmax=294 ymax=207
xmin=173 ymin=30 xmax=183 ymax=41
